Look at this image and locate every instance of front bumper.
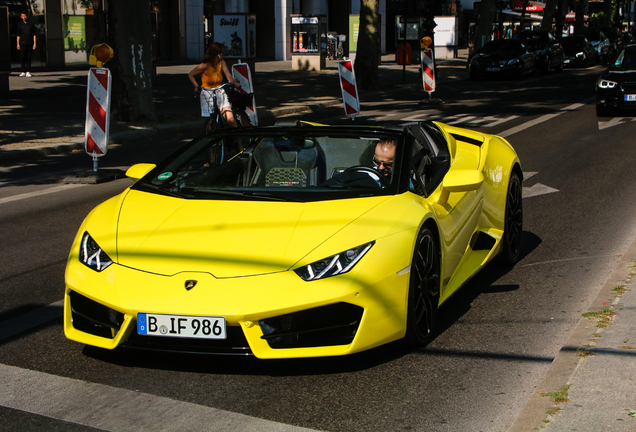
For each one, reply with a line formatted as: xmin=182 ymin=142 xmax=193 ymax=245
xmin=596 ymin=87 xmax=636 ymax=109
xmin=64 ymin=233 xmax=414 ymax=359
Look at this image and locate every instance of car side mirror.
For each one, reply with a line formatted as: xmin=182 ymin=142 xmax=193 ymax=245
xmin=438 ymin=169 xmax=484 ymax=206
xmin=126 ymin=163 xmax=156 ymax=182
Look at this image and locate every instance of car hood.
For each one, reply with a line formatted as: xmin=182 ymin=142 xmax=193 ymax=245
xmin=603 ymin=68 xmax=636 ymax=80
xmin=115 ymin=189 xmax=389 ymax=277
xmin=474 ymin=52 xmax=518 ymax=62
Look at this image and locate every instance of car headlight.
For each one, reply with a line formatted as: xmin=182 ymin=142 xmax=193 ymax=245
xmin=507 ymin=58 xmax=520 ymax=66
xmin=576 ymin=52 xmax=586 ymax=59
xmin=294 ymin=242 xmax=374 ymax=281
xmin=597 ymin=79 xmax=617 ymax=89
xmin=79 ymin=232 xmax=113 ymax=272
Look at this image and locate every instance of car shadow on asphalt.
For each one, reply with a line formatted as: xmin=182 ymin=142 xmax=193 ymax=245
xmin=82 ymin=231 xmax=543 ymax=376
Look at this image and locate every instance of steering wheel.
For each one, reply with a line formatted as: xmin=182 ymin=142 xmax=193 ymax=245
xmin=343 ymin=165 xmax=389 ymax=188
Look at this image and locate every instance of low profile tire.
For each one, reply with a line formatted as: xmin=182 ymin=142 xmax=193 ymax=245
xmin=405 ymin=228 xmax=440 ymax=346
xmin=499 ymin=171 xmax=523 ymax=265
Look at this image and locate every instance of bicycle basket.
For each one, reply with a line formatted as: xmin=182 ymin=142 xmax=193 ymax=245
xmin=225 ymin=88 xmax=254 ymax=109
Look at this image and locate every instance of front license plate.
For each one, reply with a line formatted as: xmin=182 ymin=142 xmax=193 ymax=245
xmin=137 ymin=313 xmax=226 ymax=339
xmin=625 ymin=95 xmax=636 ymax=101
xmin=485 ymin=67 xmax=499 ymax=72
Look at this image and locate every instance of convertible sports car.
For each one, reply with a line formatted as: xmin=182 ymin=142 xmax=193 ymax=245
xmin=64 ymin=121 xmax=523 ymax=359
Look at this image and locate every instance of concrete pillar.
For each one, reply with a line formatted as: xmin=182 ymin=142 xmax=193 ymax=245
xmin=185 ymin=0 xmax=204 ymax=61
xmin=275 ymin=0 xmax=292 ymax=60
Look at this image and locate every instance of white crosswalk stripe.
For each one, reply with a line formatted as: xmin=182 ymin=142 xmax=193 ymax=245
xmin=397 ymin=112 xmax=521 ymax=128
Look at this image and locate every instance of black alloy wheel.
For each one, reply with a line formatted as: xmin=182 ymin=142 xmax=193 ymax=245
xmin=499 ymin=171 xmax=523 ymax=264
xmin=405 ymin=228 xmax=440 ymax=346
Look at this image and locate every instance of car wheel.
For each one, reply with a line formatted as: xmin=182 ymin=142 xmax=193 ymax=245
xmin=405 ymin=227 xmax=440 ymax=346
xmin=499 ymin=171 xmax=523 ymax=265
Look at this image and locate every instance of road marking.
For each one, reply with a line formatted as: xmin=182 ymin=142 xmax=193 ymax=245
xmin=522 ymin=172 xmax=559 ymax=198
xmin=523 ymin=183 xmax=559 ymax=198
xmin=597 ymin=117 xmax=636 ymax=130
xmin=0 ymin=301 xmax=63 ymax=342
xmin=0 ymin=363 xmax=318 ymax=432
xmin=498 ymin=99 xmax=592 ymax=138
xmin=0 ymin=184 xmax=86 ymax=205
xmin=399 ymin=112 xmax=520 ymax=128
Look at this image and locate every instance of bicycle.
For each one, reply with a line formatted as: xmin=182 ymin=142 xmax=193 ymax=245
xmin=198 ymin=82 xmax=253 ymax=132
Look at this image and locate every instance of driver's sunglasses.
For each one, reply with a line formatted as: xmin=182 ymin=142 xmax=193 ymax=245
xmin=373 ymin=156 xmax=393 ymax=168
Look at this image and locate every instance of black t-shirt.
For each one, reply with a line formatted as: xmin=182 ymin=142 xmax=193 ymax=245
xmin=17 ymin=20 xmax=36 ymax=45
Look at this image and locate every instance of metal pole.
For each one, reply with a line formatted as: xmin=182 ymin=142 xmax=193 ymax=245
xmin=93 ymin=155 xmax=98 ymax=172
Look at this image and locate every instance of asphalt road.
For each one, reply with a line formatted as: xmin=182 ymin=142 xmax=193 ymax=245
xmin=2 ymin=64 xmax=636 ymax=431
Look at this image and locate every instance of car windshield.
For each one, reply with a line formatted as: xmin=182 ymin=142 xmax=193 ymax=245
xmin=520 ymin=32 xmax=548 ymax=47
xmin=614 ymin=47 xmax=636 ymax=69
xmin=133 ymin=128 xmax=404 ymax=202
xmin=560 ymin=37 xmax=586 ymax=50
xmin=480 ymin=40 xmax=524 ymax=55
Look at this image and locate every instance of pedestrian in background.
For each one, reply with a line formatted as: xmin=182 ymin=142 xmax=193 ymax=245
xmin=16 ymin=11 xmax=36 ymax=77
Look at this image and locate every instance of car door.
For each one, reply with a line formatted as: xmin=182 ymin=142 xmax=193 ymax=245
xmin=410 ymin=124 xmax=483 ymax=297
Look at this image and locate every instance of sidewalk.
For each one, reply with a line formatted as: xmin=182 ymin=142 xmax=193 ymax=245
xmin=0 ymin=53 xmax=468 ymax=164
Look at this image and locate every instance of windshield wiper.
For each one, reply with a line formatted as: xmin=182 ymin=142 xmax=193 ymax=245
xmin=190 ymin=188 xmax=294 ymax=201
xmin=138 ymin=183 xmax=189 ymax=198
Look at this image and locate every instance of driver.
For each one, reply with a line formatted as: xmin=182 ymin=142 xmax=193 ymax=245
xmin=372 ymin=139 xmax=395 ymax=176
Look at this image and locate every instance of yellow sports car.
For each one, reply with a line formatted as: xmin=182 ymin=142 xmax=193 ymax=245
xmin=64 ymin=121 xmax=522 ymax=359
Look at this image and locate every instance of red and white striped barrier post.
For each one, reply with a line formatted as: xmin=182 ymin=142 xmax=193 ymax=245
xmin=232 ymin=62 xmax=258 ymax=126
xmin=85 ymin=67 xmax=112 ymax=171
xmin=419 ymin=37 xmax=439 ymax=104
xmin=338 ymin=59 xmax=360 ymax=120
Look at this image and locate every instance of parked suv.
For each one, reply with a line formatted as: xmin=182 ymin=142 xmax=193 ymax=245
xmin=519 ymin=30 xmax=565 ymax=73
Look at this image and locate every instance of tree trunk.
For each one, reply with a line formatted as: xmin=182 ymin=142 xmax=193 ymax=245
xmin=470 ymin=0 xmax=497 ymax=57
xmin=106 ymin=0 xmax=155 ymax=121
xmin=601 ymin=0 xmax=612 ymax=28
xmin=541 ymin=0 xmax=557 ymax=32
xmin=574 ymin=0 xmax=587 ymax=34
xmin=354 ymin=0 xmax=380 ymax=90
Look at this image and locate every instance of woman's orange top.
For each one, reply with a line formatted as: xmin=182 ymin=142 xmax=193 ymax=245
xmin=201 ymin=62 xmax=223 ymax=88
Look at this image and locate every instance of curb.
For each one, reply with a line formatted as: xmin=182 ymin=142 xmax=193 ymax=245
xmin=508 ymin=237 xmax=636 ymax=431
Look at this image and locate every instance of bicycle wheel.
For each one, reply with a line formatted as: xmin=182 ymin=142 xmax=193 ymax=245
xmin=235 ymin=111 xmax=251 ymax=128
xmin=205 ymin=114 xmax=223 ymax=133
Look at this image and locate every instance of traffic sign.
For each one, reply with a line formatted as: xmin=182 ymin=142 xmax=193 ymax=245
xmin=338 ymin=59 xmax=360 ymax=119
xmin=232 ymin=62 xmax=258 ymax=126
xmin=85 ymin=67 xmax=111 ymax=157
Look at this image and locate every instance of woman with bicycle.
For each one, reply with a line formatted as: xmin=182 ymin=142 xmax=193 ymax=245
xmin=188 ymin=42 xmax=241 ymax=128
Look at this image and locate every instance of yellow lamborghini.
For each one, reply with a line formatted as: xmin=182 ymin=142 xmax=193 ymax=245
xmin=64 ymin=121 xmax=522 ymax=359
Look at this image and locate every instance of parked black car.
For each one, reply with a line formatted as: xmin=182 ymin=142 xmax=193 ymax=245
xmin=584 ymin=29 xmax=611 ymax=65
xmin=596 ymin=44 xmax=636 ymax=116
xmin=599 ymin=27 xmax=622 ymax=61
xmin=560 ymin=35 xmax=597 ymax=67
xmin=469 ymin=39 xmax=537 ymax=80
xmin=519 ymin=30 xmax=564 ymax=73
